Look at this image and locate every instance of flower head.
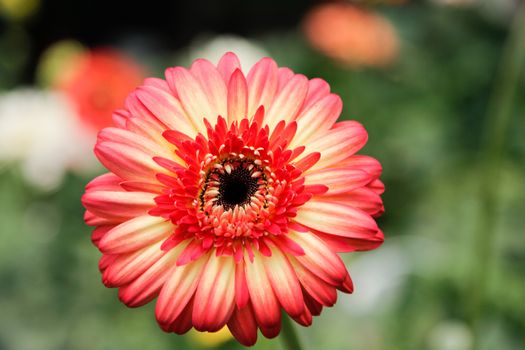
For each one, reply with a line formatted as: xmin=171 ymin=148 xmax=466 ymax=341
xmin=82 ymin=52 xmax=384 ymax=346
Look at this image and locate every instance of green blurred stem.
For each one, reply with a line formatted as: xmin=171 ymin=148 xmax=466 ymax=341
xmin=469 ymin=0 xmax=525 ymax=334
xmin=281 ymin=314 xmax=304 ymax=350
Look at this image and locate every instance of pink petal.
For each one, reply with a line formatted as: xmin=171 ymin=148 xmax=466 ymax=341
xmin=227 ymin=304 xmax=258 ymax=347
xmin=338 ymin=271 xmax=354 ymax=294
xmin=217 ymin=52 xmax=242 ymax=83
xmin=340 ymin=155 xmax=382 ymax=179
xmin=124 ymin=116 xmax=173 ymax=151
xmin=102 ymin=241 xmax=164 ymax=287
xmin=165 ymin=66 xmax=215 ymax=131
xmin=190 ymin=58 xmax=228 ymax=120
xmin=277 ymin=67 xmax=294 ymax=91
xmin=314 ymin=230 xmax=384 ymax=253
xmin=84 ymin=210 xmax=119 ymax=226
xmin=293 ymin=152 xmax=321 ymax=172
xmin=301 ymin=78 xmax=331 ymax=112
xmin=290 ymin=94 xmax=342 ymax=148
xmin=118 ymin=244 xmax=182 ymax=307
xmin=271 ymin=234 xmax=305 ymax=256
xmin=235 ymin=260 xmax=250 ymax=309
xmin=327 ymin=187 xmax=384 ymax=217
xmin=124 ymin=91 xmax=157 ymax=124
xmin=296 ymin=199 xmax=378 ymax=238
xmin=143 ymin=77 xmax=171 ymax=93
xmin=98 ymin=215 xmax=173 ymax=254
xmin=292 ymin=305 xmax=312 ymax=327
xmin=155 ymin=251 xmax=209 ymax=327
xmin=176 ymin=239 xmax=208 ymax=266
xmin=368 ymin=179 xmax=385 ymax=195
xmin=91 ymin=225 xmax=112 ymax=247
xmin=289 ymin=257 xmax=337 ymax=306
xmin=192 ymin=254 xmax=235 ymax=332
xmin=85 ymin=173 xmax=122 ymax=192
xmin=82 ymin=190 xmax=156 ymax=221
xmin=119 ymin=181 xmax=165 ymax=193
xmin=305 ymin=168 xmax=372 ymax=195
xmin=288 ymin=232 xmax=347 ymax=285
xmin=265 ymin=74 xmax=309 ymax=130
xmin=94 ymin=141 xmax=165 ymax=183
xmin=305 ymin=121 xmax=368 ymax=171
xmin=136 ymin=86 xmax=197 ymax=137
xmin=98 ymin=254 xmax=115 ymax=273
xmin=260 ymin=323 xmax=281 ymax=339
xmin=98 ymin=127 xmax=172 ymax=158
xmin=112 ymin=109 xmax=129 ymax=128
xmin=303 ymin=290 xmax=323 ymax=316
xmin=262 ymin=244 xmax=304 ymax=317
xmin=164 ymin=297 xmax=194 ymax=334
xmin=244 ymin=249 xmax=280 ymax=329
xmin=227 ymin=69 xmax=248 ymax=123
xmin=246 ymin=57 xmax=278 ymax=119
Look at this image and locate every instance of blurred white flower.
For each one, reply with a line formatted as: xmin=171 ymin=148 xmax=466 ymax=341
xmin=477 ymin=0 xmax=520 ymax=22
xmin=427 ymin=320 xmax=473 ymax=350
xmin=187 ymin=34 xmax=268 ymax=71
xmin=341 ymin=235 xmax=447 ymax=316
xmin=342 ymin=240 xmax=409 ymax=315
xmin=0 ymin=89 xmax=97 ymax=190
xmin=430 ymin=0 xmax=475 ymax=6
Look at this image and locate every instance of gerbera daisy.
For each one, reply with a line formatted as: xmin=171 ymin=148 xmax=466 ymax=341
xmin=82 ymin=52 xmax=384 ymax=346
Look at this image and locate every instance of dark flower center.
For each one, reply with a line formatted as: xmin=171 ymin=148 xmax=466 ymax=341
xmin=217 ymin=167 xmax=258 ymax=210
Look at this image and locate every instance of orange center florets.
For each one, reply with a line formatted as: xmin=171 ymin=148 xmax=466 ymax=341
xmin=150 ymin=113 xmax=316 ymax=259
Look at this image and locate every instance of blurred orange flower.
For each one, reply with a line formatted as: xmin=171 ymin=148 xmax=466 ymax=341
xmin=303 ymin=2 xmax=399 ymax=68
xmin=358 ymin=0 xmax=408 ymax=5
xmin=58 ymin=49 xmax=145 ymax=131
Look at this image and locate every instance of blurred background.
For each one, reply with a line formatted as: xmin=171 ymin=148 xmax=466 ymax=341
xmin=1 ymin=0 xmax=525 ymax=349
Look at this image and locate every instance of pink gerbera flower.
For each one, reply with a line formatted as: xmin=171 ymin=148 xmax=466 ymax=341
xmin=81 ymin=52 xmax=384 ymax=346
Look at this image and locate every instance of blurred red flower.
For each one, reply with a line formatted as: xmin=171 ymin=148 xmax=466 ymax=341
xmin=303 ymin=2 xmax=399 ymax=68
xmin=58 ymin=49 xmax=145 ymax=131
